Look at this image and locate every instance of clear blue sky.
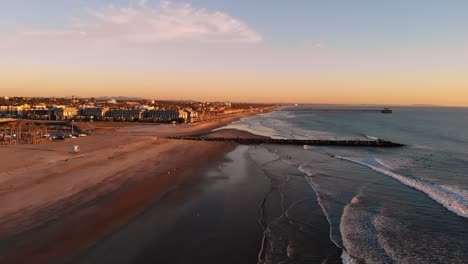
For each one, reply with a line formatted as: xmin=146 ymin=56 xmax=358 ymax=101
xmin=2 ymin=0 xmax=467 ymax=49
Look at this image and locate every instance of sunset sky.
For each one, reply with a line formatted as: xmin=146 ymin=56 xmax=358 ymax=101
xmin=1 ymin=0 xmax=467 ymax=106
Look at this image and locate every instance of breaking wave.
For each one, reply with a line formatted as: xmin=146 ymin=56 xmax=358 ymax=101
xmin=299 ymin=164 xmax=366 ymax=264
xmin=340 ymin=195 xmax=393 ymax=264
xmin=335 ymin=156 xmax=468 ymax=218
xmin=365 ymin=135 xmax=379 ymax=141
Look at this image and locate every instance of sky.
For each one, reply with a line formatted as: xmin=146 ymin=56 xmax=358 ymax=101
xmin=1 ymin=0 xmax=467 ymax=106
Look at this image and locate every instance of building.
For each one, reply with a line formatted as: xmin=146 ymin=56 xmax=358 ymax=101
xmin=80 ymin=107 xmax=109 ymax=120
xmin=178 ymin=110 xmax=188 ymax=121
xmin=144 ymin=110 xmax=187 ymax=122
xmin=0 ymin=106 xmax=10 ymax=117
xmin=0 ymin=104 xmax=31 ymax=117
xmin=183 ymin=109 xmax=199 ymax=123
xmin=32 ymin=103 xmax=48 ymax=110
xmin=24 ymin=109 xmax=53 ymax=120
xmin=106 ymin=109 xmax=143 ymax=121
xmin=53 ymin=107 xmax=79 ymax=120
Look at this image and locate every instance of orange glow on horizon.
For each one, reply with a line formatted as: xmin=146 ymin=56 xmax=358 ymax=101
xmin=1 ymin=66 xmax=467 ymax=107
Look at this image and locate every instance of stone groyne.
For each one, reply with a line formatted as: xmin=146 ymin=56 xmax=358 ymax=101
xmin=167 ymin=136 xmax=406 ymax=147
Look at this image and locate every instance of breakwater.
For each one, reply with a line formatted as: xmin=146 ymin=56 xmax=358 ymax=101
xmin=167 ymin=136 xmax=405 ymax=147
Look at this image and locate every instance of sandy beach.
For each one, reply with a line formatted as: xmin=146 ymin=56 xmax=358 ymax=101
xmin=0 ymin=112 xmax=264 ymax=263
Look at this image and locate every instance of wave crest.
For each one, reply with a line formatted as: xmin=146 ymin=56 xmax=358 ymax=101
xmin=335 ymin=156 xmax=468 ymax=218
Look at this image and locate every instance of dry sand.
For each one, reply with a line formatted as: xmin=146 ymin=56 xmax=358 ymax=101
xmin=0 ymin=112 xmax=263 ymax=263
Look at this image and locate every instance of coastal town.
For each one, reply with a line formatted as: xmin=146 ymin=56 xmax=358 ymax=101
xmin=0 ymin=96 xmax=275 ymax=122
xmin=0 ymin=96 xmax=276 ymax=145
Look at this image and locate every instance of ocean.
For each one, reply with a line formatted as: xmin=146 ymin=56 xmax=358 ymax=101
xmin=220 ymin=106 xmax=468 ymax=263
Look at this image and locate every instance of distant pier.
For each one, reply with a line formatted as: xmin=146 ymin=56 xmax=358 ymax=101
xmin=287 ymin=108 xmax=393 ymax=113
xmin=168 ymin=136 xmax=405 ymax=147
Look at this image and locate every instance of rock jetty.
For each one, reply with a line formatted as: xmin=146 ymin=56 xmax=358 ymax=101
xmin=167 ymin=136 xmax=405 ymax=147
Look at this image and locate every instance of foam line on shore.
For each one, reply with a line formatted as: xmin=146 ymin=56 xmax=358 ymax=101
xmin=298 ymin=165 xmax=342 ymax=248
xmin=299 ymin=164 xmax=363 ymax=264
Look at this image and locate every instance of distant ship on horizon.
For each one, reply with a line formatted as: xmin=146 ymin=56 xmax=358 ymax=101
xmin=381 ymin=108 xmax=393 ymax=114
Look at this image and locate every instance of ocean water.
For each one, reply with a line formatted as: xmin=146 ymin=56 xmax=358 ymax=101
xmin=223 ymin=106 xmax=468 ymax=264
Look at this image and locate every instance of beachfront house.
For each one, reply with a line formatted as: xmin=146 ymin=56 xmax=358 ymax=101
xmin=106 ymin=109 xmax=143 ymax=121
xmin=0 ymin=104 xmax=31 ymax=117
xmin=80 ymin=107 xmax=109 ymax=120
xmin=53 ymin=107 xmax=79 ymax=120
xmin=144 ymin=110 xmax=187 ymax=122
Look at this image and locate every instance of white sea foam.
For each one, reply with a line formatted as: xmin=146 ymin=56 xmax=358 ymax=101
xmin=440 ymin=185 xmax=468 ymax=201
xmin=335 ymin=156 xmax=468 ymax=218
xmin=299 ymin=163 xmax=396 ymax=263
xmin=365 ymin=135 xmax=379 ymax=141
xmin=339 ymin=194 xmax=393 ymax=264
xmin=298 ymin=163 xmax=315 ymax=177
xmin=223 ymin=110 xmax=337 ymax=140
xmin=374 ymin=158 xmax=394 ymax=170
xmin=303 ymin=145 xmax=313 ymax=150
xmin=299 ymin=163 xmax=360 ymax=264
xmin=341 ymin=251 xmax=359 ymax=264
xmin=373 ymin=213 xmax=467 ymax=263
xmin=411 ymin=144 xmax=435 ymax=150
xmin=299 ymin=164 xmax=343 ymax=248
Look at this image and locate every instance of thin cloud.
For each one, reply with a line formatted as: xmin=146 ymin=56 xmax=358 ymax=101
xmin=13 ymin=1 xmax=262 ymax=44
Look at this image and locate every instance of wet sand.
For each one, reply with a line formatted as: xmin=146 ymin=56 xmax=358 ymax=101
xmin=70 ymin=145 xmax=271 ymax=264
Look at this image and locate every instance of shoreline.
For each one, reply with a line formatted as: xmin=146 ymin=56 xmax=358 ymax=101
xmin=0 ymin=111 xmax=268 ymax=263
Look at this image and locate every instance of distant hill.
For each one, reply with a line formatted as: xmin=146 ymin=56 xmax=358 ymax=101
xmin=96 ymin=96 xmax=149 ymax=101
xmin=95 ymin=97 xmax=203 ymax=103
